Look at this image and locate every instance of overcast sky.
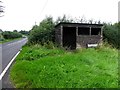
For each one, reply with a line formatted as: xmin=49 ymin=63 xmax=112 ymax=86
xmin=0 ymin=0 xmax=119 ymax=31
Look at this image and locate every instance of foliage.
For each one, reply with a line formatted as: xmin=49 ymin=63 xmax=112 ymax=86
xmin=28 ymin=15 xmax=103 ymax=45
xmin=19 ymin=30 xmax=29 ymax=36
xmin=28 ymin=16 xmax=55 ymax=44
xmin=103 ymin=22 xmax=120 ymax=48
xmin=55 ymin=14 xmax=74 ymax=25
xmin=14 ymin=44 xmax=65 ymax=61
xmin=10 ymin=45 xmax=118 ymax=88
xmin=2 ymin=31 xmax=22 ymax=39
xmin=28 ymin=15 xmax=119 ymax=49
xmin=0 ymin=33 xmax=4 ymax=41
xmin=13 ymin=30 xmax=18 ymax=32
xmin=0 ymin=1 xmax=4 ymax=17
xmin=55 ymin=15 xmax=103 ymax=24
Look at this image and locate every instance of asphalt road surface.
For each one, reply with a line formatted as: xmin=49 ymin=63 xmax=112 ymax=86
xmin=0 ymin=38 xmax=28 ymax=89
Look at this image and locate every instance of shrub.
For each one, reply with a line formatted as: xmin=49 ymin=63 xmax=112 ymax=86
xmin=2 ymin=31 xmax=22 ymax=39
xmin=28 ymin=16 xmax=55 ymax=44
xmin=43 ymin=41 xmax=55 ymax=49
xmin=103 ymin=23 xmax=120 ymax=48
xmin=0 ymin=38 xmax=4 ymax=41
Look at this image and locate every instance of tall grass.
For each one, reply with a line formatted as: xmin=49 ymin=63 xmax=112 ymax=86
xmin=10 ymin=44 xmax=118 ymax=88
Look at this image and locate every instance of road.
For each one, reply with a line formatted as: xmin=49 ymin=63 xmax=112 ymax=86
xmin=0 ymin=38 xmax=28 ymax=89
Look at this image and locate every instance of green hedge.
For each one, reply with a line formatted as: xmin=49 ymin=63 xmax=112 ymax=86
xmin=103 ymin=22 xmax=120 ymax=48
xmin=2 ymin=31 xmax=22 ymax=39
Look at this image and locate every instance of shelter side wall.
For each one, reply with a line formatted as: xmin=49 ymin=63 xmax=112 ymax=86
xmin=55 ymin=26 xmax=62 ymax=46
xmin=76 ymin=35 xmax=102 ymax=48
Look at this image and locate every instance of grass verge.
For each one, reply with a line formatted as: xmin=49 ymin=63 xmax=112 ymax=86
xmin=10 ymin=44 xmax=118 ymax=88
xmin=0 ymin=38 xmax=23 ymax=44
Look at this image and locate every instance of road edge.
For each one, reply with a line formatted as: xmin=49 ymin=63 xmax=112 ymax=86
xmin=0 ymin=50 xmax=21 ymax=81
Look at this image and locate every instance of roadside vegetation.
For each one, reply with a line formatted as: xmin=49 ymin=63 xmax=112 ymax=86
xmin=10 ymin=44 xmax=118 ymax=88
xmin=0 ymin=38 xmax=23 ymax=44
xmin=103 ymin=22 xmax=120 ymax=48
xmin=2 ymin=31 xmax=22 ymax=39
xmin=0 ymin=30 xmax=29 ymax=43
xmin=10 ymin=15 xmax=119 ymax=88
xmin=28 ymin=15 xmax=120 ymax=49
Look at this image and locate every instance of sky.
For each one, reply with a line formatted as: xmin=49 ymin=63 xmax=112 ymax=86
xmin=0 ymin=0 xmax=119 ymax=31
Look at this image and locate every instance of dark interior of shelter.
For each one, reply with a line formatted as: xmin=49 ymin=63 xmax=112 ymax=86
xmin=63 ymin=27 xmax=76 ymax=49
xmin=78 ymin=27 xmax=89 ymax=35
xmin=91 ymin=28 xmax=101 ymax=35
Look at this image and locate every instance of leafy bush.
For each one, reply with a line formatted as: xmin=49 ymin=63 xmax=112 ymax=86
xmin=103 ymin=22 xmax=120 ymax=48
xmin=28 ymin=15 xmax=77 ymax=45
xmin=0 ymin=33 xmax=4 ymax=41
xmin=2 ymin=31 xmax=22 ymax=39
xmin=0 ymin=38 xmax=4 ymax=41
xmin=28 ymin=16 xmax=55 ymax=44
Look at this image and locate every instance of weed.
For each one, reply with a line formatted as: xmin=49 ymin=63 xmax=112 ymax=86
xmin=10 ymin=44 xmax=118 ymax=88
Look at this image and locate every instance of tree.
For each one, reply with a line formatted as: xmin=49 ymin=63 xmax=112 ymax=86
xmin=55 ymin=15 xmax=74 ymax=25
xmin=28 ymin=16 xmax=55 ymax=44
xmin=103 ymin=22 xmax=120 ymax=48
xmin=0 ymin=1 xmax=4 ymax=17
xmin=78 ymin=16 xmax=87 ymax=23
xmin=13 ymin=30 xmax=18 ymax=32
xmin=0 ymin=29 xmax=3 ymax=41
xmin=0 ymin=29 xmax=3 ymax=33
xmin=2 ymin=31 xmax=22 ymax=39
xmin=19 ymin=30 xmax=29 ymax=35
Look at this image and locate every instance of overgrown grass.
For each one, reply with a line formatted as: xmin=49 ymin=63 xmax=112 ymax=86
xmin=10 ymin=44 xmax=118 ymax=88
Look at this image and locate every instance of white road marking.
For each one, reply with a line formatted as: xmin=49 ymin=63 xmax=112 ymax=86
xmin=0 ymin=50 xmax=21 ymax=80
